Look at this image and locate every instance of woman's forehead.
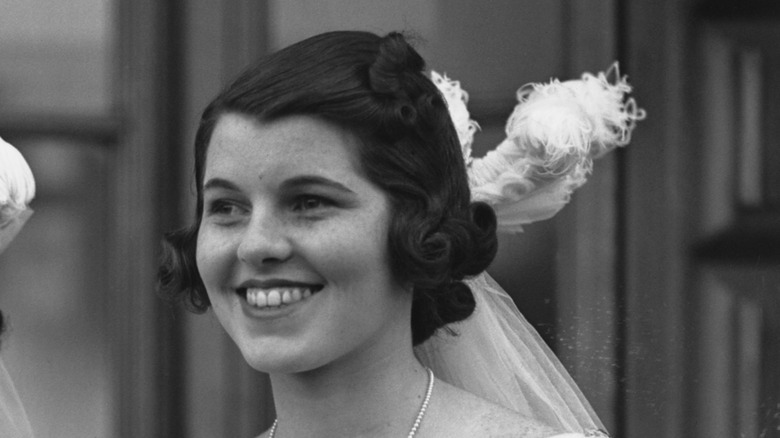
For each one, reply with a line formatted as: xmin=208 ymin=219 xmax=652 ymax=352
xmin=203 ymin=113 xmax=366 ymax=182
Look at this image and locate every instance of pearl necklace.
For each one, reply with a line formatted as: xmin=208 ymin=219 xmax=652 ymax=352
xmin=268 ymin=367 xmax=435 ymax=438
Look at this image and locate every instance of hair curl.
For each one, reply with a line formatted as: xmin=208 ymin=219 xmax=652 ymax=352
xmin=157 ymin=31 xmax=498 ymax=345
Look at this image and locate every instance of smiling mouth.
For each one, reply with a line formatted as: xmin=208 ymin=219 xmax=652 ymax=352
xmin=238 ymin=285 xmax=323 ymax=309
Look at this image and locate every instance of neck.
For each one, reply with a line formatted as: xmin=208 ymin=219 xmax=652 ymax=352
xmin=269 ymin=341 xmax=429 ymax=437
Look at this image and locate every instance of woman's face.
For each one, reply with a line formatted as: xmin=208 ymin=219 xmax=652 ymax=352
xmin=196 ymin=113 xmax=411 ymax=374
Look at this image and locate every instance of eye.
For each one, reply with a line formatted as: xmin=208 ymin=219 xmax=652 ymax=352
xmin=205 ymin=199 xmax=245 ymax=218
xmin=291 ymin=195 xmax=331 ymax=212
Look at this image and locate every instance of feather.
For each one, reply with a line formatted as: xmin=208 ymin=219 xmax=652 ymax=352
xmin=0 ymin=137 xmax=36 ymax=227
xmin=433 ymin=63 xmax=645 ymax=232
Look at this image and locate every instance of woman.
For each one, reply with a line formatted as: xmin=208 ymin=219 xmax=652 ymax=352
xmin=0 ymin=136 xmax=36 ymax=438
xmin=159 ymin=30 xmax=642 ymax=437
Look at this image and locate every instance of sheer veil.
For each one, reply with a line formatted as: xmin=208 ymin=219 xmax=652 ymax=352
xmin=416 ymin=65 xmax=645 ymax=435
xmin=416 ymin=273 xmax=604 ymax=432
xmin=0 ymin=359 xmax=34 ymax=438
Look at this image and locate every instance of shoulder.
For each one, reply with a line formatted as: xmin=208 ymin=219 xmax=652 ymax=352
xmin=424 ymin=379 xmax=562 ymax=437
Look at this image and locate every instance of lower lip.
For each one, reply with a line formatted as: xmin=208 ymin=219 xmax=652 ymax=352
xmin=238 ymin=290 xmax=318 ymax=320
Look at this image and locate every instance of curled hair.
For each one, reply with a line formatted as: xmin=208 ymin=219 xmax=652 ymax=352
xmin=157 ymin=31 xmax=499 ymax=345
xmin=158 ymin=225 xmax=207 ymax=313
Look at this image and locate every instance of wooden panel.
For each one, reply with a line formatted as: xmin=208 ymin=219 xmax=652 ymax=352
xmin=112 ymin=0 xmax=186 ymax=436
xmin=764 ymin=54 xmax=780 ymax=206
xmin=0 ymin=113 xmax=119 ymax=144
xmin=624 ymin=1 xmax=691 ymax=437
xmin=692 ymin=9 xmax=780 ymax=436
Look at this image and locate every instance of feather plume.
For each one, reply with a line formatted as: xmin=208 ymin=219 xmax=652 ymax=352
xmin=433 ymin=63 xmax=645 ymax=232
xmin=0 ymin=137 xmax=36 ymax=227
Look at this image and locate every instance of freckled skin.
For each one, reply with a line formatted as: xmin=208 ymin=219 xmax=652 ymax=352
xmin=196 ymin=113 xmax=413 ymax=375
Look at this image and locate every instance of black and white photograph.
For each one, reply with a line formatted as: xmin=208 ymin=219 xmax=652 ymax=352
xmin=0 ymin=1 xmax=777 ymax=437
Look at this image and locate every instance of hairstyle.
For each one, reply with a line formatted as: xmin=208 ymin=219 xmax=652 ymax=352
xmin=158 ymin=31 xmax=498 ymax=345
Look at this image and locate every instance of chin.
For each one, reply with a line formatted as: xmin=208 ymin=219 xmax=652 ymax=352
xmin=236 ymin=340 xmax=327 ymax=375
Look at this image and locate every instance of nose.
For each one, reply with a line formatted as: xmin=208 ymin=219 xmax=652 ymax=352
xmin=236 ymin=212 xmax=293 ymax=266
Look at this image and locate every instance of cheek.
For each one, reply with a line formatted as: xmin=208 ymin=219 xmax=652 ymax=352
xmin=319 ymin=211 xmax=395 ymax=286
xmin=195 ymin=227 xmax=233 ymax=287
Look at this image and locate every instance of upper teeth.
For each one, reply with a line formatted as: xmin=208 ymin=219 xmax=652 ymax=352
xmin=246 ymin=287 xmax=314 ymax=308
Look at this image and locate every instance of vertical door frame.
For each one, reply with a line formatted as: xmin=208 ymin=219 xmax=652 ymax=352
xmin=112 ymin=0 xmax=186 ymax=436
xmin=623 ymin=1 xmax=693 ymax=437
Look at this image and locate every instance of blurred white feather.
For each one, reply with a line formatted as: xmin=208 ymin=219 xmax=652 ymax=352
xmin=0 ymin=136 xmax=36 ymax=227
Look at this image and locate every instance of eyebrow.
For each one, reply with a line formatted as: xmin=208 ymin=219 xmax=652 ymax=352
xmin=202 ymin=175 xmax=356 ymax=195
xmin=202 ymin=178 xmax=241 ymax=192
xmin=280 ymin=175 xmax=356 ymax=194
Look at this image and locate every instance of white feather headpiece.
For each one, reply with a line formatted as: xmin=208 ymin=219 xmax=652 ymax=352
xmin=432 ymin=63 xmax=645 ymax=232
xmin=0 ymin=137 xmax=36 ymax=227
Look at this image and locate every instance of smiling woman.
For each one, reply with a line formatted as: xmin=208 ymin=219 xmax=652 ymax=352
xmin=156 ymin=30 xmax=637 ymax=437
xmin=197 ymin=114 xmax=407 ymax=375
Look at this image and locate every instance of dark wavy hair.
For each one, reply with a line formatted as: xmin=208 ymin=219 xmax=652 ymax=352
xmin=158 ymin=31 xmax=498 ymax=345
